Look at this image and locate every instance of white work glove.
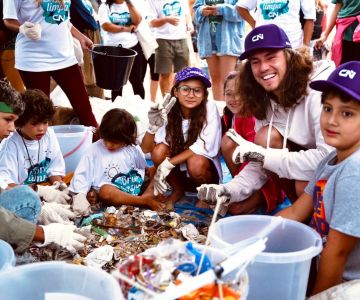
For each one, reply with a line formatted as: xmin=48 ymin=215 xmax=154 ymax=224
xmin=226 ymin=129 xmax=266 ymax=164
xmin=39 ymin=202 xmax=76 ymax=225
xmin=19 ymin=22 xmax=41 ymax=40
xmin=147 ymin=94 xmax=176 ymax=134
xmin=153 ymin=158 xmax=175 ymax=196
xmin=196 ymin=184 xmax=231 ymax=205
xmin=41 ymin=223 xmax=86 ymax=252
xmin=37 ymin=185 xmax=71 ymax=205
xmin=72 ymin=193 xmax=91 ymax=217
xmin=52 ymin=181 xmax=68 ymax=192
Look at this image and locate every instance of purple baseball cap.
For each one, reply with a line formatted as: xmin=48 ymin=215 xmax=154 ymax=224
xmin=239 ymin=24 xmax=292 ymax=60
xmin=310 ymin=61 xmax=360 ymax=102
xmin=175 ymin=67 xmax=211 ymax=88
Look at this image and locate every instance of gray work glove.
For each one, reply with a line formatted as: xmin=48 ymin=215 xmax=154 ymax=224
xmin=147 ymin=94 xmax=176 ymax=134
xmin=39 ymin=202 xmax=76 ymax=225
xmin=196 ymin=184 xmax=231 ymax=205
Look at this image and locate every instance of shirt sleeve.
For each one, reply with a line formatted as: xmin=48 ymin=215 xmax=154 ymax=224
xmin=3 ymin=0 xmax=20 ymax=20
xmin=217 ymin=3 xmax=243 ymax=22
xmin=98 ymin=4 xmax=111 ymax=25
xmin=189 ymin=101 xmax=222 ymax=159
xmin=193 ymin=0 xmax=206 ymax=25
xmin=47 ymin=129 xmax=66 ymax=177
xmin=0 ymin=140 xmax=20 ymax=185
xmin=145 ymin=0 xmax=159 ymax=20
xmin=300 ymin=0 xmax=316 ymax=20
xmin=69 ymin=149 xmax=94 ymax=194
xmin=236 ymin=0 xmax=256 ymax=10
xmin=0 ymin=206 xmax=36 ymax=253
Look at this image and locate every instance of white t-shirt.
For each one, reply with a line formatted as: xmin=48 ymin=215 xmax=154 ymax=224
xmin=0 ymin=128 xmax=65 ymax=185
xmin=69 ymin=140 xmax=147 ymax=195
xmin=155 ymin=100 xmax=222 ymax=180
xmin=236 ymin=0 xmax=316 ymax=49
xmin=147 ymin=0 xmax=189 ymax=40
xmin=98 ymin=2 xmax=139 ymax=48
xmin=3 ymin=0 xmax=77 ymax=72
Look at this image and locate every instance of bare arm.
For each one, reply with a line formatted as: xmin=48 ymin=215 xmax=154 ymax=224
xmin=3 ymin=19 xmax=21 ymax=32
xmin=276 ymin=192 xmax=314 ymax=223
xmin=150 ymin=17 xmax=178 ymax=27
xmin=303 ymin=19 xmax=314 ymax=46
xmin=70 ymin=23 xmax=93 ymax=49
xmin=312 ymin=229 xmax=358 ymax=295
xmin=126 ymin=0 xmax=142 ymax=26
xmin=140 ymin=131 xmax=156 ymax=154
xmin=236 ymin=7 xmax=255 ymax=28
xmin=168 ymin=149 xmax=194 ymax=166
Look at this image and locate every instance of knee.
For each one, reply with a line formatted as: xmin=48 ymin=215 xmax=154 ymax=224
xmin=98 ymin=185 xmax=113 ymax=203
xmin=221 ymin=135 xmax=237 ymax=156
xmin=151 ymin=144 xmax=169 ymax=166
xmin=186 ymin=155 xmax=210 ymax=179
xmin=254 ymin=126 xmax=283 ymax=148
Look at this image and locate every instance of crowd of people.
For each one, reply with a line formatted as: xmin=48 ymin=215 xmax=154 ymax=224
xmin=0 ymin=0 xmax=359 ymax=298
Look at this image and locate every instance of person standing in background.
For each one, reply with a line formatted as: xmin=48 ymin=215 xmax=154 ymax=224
xmin=194 ymin=0 xmax=245 ymax=101
xmin=3 ymin=0 xmax=98 ymax=128
xmin=70 ymin=0 xmax=104 ymax=99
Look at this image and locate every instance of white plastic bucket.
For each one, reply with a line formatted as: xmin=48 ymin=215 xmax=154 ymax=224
xmin=210 ymin=215 xmax=322 ymax=300
xmin=52 ymin=125 xmax=93 ymax=173
xmin=0 ymin=261 xmax=124 ymax=299
xmin=0 ymin=240 xmax=15 ymax=272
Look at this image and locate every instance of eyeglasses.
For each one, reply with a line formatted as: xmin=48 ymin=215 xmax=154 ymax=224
xmin=177 ymin=86 xmax=204 ymax=98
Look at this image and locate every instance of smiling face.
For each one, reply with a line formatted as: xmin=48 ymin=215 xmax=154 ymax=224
xmin=0 ymin=112 xmax=18 ymax=139
xmin=320 ymin=95 xmax=360 ymax=162
xmin=249 ymin=49 xmax=288 ymax=98
xmin=20 ymin=119 xmax=49 ymax=141
xmin=174 ymin=79 xmax=206 ymax=118
xmin=224 ymin=77 xmax=242 ymax=116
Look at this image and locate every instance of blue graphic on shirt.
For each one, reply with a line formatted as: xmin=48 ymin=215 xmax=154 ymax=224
xmin=162 ymin=1 xmax=182 ymax=17
xmin=260 ymin=0 xmax=289 ymax=20
xmin=111 ymin=169 xmax=144 ymax=195
xmin=24 ymin=157 xmax=51 ymax=184
xmin=81 ymin=0 xmax=94 ymax=15
xmin=41 ymin=0 xmax=70 ymax=25
xmin=109 ymin=12 xmax=132 ymax=26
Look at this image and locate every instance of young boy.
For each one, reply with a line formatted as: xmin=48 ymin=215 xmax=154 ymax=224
xmin=70 ymin=108 xmax=166 ymax=216
xmin=278 ymin=61 xmax=360 ymax=295
xmin=0 ymin=89 xmax=70 ymax=204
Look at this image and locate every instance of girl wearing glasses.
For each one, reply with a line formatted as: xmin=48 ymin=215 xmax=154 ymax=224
xmin=141 ymin=67 xmax=222 ymax=209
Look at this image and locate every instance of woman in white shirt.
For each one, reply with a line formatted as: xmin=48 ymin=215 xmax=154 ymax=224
xmin=99 ymin=0 xmax=147 ymax=101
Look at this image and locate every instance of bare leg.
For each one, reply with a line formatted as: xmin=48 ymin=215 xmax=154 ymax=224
xmin=150 ymin=79 xmax=159 ymax=102
xmin=159 ymin=73 xmax=174 ymax=96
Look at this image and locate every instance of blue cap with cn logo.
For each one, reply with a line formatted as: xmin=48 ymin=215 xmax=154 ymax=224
xmin=310 ymin=61 xmax=360 ymax=102
xmin=239 ymin=24 xmax=292 ymax=60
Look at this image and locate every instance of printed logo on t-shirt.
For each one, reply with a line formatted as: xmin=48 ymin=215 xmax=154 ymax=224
xmin=41 ymin=0 xmax=70 ymax=25
xmin=310 ymin=179 xmax=329 ymax=241
xmin=259 ymin=0 xmax=289 ymax=20
xmin=162 ymin=1 xmax=182 ymax=16
xmin=24 ymin=157 xmax=51 ymax=184
xmin=111 ymin=169 xmax=144 ymax=195
xmin=109 ymin=12 xmax=132 ymax=26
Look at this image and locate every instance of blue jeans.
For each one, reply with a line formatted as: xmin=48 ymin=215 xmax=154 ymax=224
xmin=0 ymin=186 xmax=41 ymax=224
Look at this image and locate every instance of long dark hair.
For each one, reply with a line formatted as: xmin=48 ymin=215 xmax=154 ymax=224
xmin=239 ymin=48 xmax=313 ymax=120
xmin=165 ymin=81 xmax=208 ymax=156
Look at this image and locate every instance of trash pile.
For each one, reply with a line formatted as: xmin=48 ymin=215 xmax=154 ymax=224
xmin=16 ymin=206 xmax=208 ymax=273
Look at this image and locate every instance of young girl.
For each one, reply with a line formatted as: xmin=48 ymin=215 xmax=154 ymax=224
xmin=219 ymin=71 xmax=283 ymax=214
xmin=70 ymin=108 xmax=166 ymax=216
xmin=98 ymin=0 xmax=146 ymax=101
xmin=141 ymin=67 xmax=222 ymax=208
xmin=0 ymin=89 xmax=70 ymax=204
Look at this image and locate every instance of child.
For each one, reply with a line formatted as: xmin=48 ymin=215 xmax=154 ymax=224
xmin=141 ymin=67 xmax=222 ymax=208
xmin=70 ymin=108 xmax=166 ymax=216
xmin=0 ymin=89 xmax=69 ymax=204
xmin=278 ymin=61 xmax=360 ymax=295
xmin=219 ymin=71 xmax=283 ymax=214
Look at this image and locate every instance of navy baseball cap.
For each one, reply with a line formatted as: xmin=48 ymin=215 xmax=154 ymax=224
xmin=310 ymin=61 xmax=360 ymax=102
xmin=175 ymin=67 xmax=211 ymax=88
xmin=239 ymin=24 xmax=292 ymax=60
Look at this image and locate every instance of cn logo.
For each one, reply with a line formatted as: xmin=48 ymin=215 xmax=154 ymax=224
xmin=252 ymin=34 xmax=264 ymax=42
xmin=339 ymin=69 xmax=356 ymax=79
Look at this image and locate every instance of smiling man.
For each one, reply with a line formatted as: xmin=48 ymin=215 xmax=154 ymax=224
xmin=197 ymin=24 xmax=336 ymax=214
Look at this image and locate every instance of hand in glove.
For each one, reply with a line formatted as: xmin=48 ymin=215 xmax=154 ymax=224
xmin=226 ymin=129 xmax=266 ymax=164
xmin=41 ymin=223 xmax=86 ymax=252
xmin=37 ymin=185 xmax=70 ymax=205
xmin=147 ymin=94 xmax=176 ymax=134
xmin=72 ymin=193 xmax=91 ymax=217
xmin=153 ymin=158 xmax=175 ymax=196
xmin=19 ymin=22 xmax=41 ymax=40
xmin=196 ymin=184 xmax=231 ymax=205
xmin=39 ymin=202 xmax=76 ymax=225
